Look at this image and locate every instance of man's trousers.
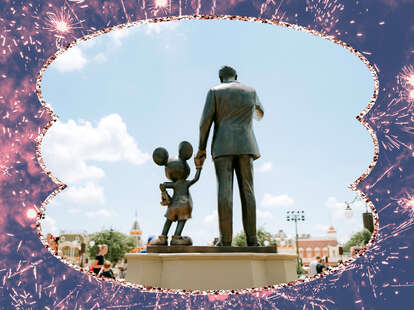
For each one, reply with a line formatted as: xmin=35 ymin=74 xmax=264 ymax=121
xmin=213 ymin=154 xmax=258 ymax=246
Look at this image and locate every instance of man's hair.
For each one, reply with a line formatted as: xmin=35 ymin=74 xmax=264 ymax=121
xmin=219 ymin=66 xmax=237 ymax=82
xmin=316 ymin=256 xmax=320 ymax=260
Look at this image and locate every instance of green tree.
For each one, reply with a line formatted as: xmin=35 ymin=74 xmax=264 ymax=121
xmin=343 ymin=229 xmax=372 ymax=253
xmin=296 ymin=262 xmax=306 ymax=275
xmin=232 ymin=227 xmax=278 ymax=246
xmin=87 ymin=229 xmax=136 ymax=265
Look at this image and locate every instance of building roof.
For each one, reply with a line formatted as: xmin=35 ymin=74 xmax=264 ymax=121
xmin=298 ymin=239 xmax=338 ymax=248
xmin=328 ymin=225 xmax=337 ymax=234
xmin=131 ymin=219 xmax=141 ymax=232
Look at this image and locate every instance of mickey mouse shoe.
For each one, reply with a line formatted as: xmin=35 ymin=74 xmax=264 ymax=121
xmin=149 ymin=235 xmax=168 ymax=246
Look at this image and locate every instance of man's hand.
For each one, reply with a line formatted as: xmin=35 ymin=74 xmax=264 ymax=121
xmin=194 ymin=149 xmax=206 ymax=169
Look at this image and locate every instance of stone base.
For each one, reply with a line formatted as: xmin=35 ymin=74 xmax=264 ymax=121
xmin=125 ymin=252 xmax=297 ymax=290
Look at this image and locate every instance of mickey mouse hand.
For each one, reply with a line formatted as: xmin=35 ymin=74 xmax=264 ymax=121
xmin=160 ymin=191 xmax=170 ymax=206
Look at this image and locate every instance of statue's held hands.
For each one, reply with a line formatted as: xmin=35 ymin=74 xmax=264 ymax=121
xmin=194 ymin=149 xmax=206 ymax=168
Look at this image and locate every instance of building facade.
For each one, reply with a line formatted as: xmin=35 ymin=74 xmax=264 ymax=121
xmin=297 ymin=226 xmax=341 ymax=265
xmin=58 ymin=232 xmax=89 ymax=266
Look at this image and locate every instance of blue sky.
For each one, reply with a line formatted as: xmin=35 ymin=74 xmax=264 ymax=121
xmin=40 ymin=19 xmax=374 ymax=245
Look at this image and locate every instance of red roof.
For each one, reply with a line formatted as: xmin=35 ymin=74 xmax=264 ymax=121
xmin=297 ymin=239 xmax=338 ymax=247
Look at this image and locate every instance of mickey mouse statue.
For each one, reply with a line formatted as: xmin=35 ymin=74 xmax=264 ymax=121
xmin=150 ymin=141 xmax=202 ymax=246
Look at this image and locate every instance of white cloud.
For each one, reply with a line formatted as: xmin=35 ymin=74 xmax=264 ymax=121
xmin=53 ymin=46 xmax=88 ymax=72
xmin=109 ymin=27 xmax=133 ymax=47
xmin=257 ymin=161 xmax=272 ymax=173
xmin=41 ymin=215 xmax=59 ymax=235
xmin=86 ymin=209 xmax=118 ymax=218
xmin=45 ymin=156 xmax=104 ymax=184
xmin=203 ymin=210 xmax=218 ymax=225
xmin=80 ymin=38 xmax=96 ymax=49
xmin=42 ymin=114 xmax=150 ymax=183
xmin=42 ymin=114 xmax=150 ymax=210
xmin=257 ymin=209 xmax=273 ymax=220
xmin=261 ymin=193 xmax=294 ymax=208
xmin=68 ymin=208 xmax=82 ymax=214
xmin=94 ymin=52 xmax=107 ymax=63
xmin=325 ymin=196 xmax=349 ymax=220
xmin=63 ymin=182 xmax=105 ymax=205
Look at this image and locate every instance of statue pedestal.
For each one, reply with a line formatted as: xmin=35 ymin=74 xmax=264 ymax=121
xmin=125 ymin=252 xmax=297 ymax=290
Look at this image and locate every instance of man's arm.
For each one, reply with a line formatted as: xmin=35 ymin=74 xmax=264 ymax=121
xmin=254 ymin=91 xmax=264 ymax=121
xmin=198 ymin=89 xmax=215 ymax=152
xmin=195 ymin=89 xmax=215 ymax=167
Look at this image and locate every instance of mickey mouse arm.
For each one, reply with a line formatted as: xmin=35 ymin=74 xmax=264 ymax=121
xmin=160 ymin=182 xmax=175 ymax=190
xmin=188 ymin=168 xmax=202 ymax=187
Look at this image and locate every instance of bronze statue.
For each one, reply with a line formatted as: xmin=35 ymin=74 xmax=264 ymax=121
xmin=150 ymin=141 xmax=202 ymax=246
xmin=194 ymin=66 xmax=264 ymax=246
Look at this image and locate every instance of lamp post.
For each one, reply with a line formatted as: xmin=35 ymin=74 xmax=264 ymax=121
xmin=286 ymin=210 xmax=305 ymax=268
xmin=344 ymin=203 xmax=353 ymax=219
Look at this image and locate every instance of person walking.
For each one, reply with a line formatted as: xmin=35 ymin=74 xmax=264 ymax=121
xmin=316 ymin=257 xmax=326 ymax=274
xmin=309 ymin=256 xmax=319 ymax=276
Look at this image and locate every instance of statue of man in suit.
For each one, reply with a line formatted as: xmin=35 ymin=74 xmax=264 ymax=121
xmin=194 ymin=66 xmax=264 ymax=246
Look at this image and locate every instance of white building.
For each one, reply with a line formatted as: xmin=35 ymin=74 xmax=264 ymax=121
xmin=130 ymin=212 xmax=143 ymax=253
xmin=58 ymin=231 xmax=89 ymax=265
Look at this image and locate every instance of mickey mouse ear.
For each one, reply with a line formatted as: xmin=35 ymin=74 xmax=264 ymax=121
xmin=153 ymin=147 xmax=169 ymax=166
xmin=178 ymin=141 xmax=193 ymax=160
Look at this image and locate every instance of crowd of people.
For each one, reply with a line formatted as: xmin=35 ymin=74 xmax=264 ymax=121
xmin=309 ymin=256 xmax=326 ymax=276
xmin=90 ymin=244 xmax=115 ymax=279
xmin=306 ymin=256 xmax=344 ymax=277
xmin=46 ymin=235 xmax=122 ymax=281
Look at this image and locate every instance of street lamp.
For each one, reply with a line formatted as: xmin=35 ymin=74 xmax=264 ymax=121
xmin=286 ymin=210 xmax=305 ymax=268
xmin=344 ymin=203 xmax=353 ymax=219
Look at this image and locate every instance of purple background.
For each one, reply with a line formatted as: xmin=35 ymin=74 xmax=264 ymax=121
xmin=0 ymin=0 xmax=413 ymax=309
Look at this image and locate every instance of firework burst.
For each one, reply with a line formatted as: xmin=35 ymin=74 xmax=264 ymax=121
xmin=397 ymin=65 xmax=414 ymax=102
xmin=398 ymin=192 xmax=414 ymax=216
xmin=305 ymin=0 xmax=345 ymax=34
xmin=43 ymin=6 xmax=84 ymax=48
xmin=149 ymin=0 xmax=171 ymax=15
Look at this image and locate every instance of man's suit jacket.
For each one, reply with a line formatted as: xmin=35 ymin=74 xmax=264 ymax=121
xmin=198 ymin=81 xmax=264 ymax=160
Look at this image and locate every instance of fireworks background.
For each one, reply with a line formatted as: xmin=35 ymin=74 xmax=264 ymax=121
xmin=0 ymin=0 xmax=413 ymax=309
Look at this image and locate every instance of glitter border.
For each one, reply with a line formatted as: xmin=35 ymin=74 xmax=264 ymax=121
xmin=34 ymin=14 xmax=381 ymax=296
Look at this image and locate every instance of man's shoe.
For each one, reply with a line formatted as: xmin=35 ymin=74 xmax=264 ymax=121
xmin=246 ymin=236 xmax=259 ymax=246
xmin=170 ymin=235 xmax=193 ymax=246
xmin=215 ymin=239 xmax=232 ymax=246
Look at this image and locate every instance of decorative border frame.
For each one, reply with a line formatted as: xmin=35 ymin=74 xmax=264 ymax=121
xmin=0 ymin=1 xmax=413 ymax=309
